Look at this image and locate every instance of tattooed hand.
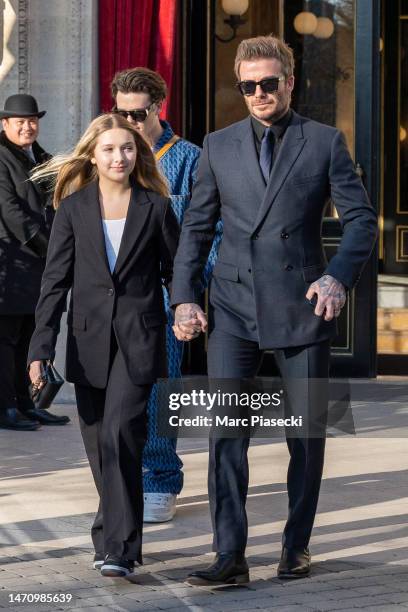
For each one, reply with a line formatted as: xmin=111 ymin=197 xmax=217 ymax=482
xmin=305 ymin=274 xmax=346 ymax=322
xmin=173 ymin=303 xmax=207 ymax=342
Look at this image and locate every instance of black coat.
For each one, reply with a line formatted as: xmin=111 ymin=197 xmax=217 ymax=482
xmin=0 ymin=131 xmax=52 ymax=314
xmin=28 ymin=180 xmax=180 ymax=387
xmin=171 ymin=111 xmax=378 ymax=349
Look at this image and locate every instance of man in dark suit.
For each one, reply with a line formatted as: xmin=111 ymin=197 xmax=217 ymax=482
xmin=0 ymin=94 xmax=69 ymax=429
xmin=171 ymin=36 xmax=377 ymax=584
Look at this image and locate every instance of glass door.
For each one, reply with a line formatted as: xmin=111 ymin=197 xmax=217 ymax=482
xmin=377 ymin=0 xmax=408 ymax=374
xmin=283 ymin=0 xmax=380 ymax=377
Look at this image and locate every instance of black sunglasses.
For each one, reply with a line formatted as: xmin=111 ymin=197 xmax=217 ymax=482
xmin=236 ymin=76 xmax=285 ymax=96
xmin=113 ymin=105 xmax=153 ymax=123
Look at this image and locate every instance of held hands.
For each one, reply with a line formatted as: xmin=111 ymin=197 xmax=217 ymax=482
xmin=29 ymin=360 xmax=45 ymax=395
xmin=306 ymin=274 xmax=346 ymax=321
xmin=173 ymin=303 xmax=207 ymax=342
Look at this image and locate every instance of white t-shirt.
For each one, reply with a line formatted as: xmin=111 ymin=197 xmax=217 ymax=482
xmin=102 ymin=218 xmax=126 ymax=273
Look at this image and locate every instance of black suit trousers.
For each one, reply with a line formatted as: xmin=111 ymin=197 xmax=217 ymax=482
xmin=207 ymin=328 xmax=330 ymax=553
xmin=75 ymin=333 xmax=151 ymax=564
xmin=0 ymin=314 xmax=36 ymax=412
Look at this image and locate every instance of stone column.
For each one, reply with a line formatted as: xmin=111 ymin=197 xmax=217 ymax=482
xmin=0 ymin=0 xmax=99 ymax=402
xmin=24 ymin=0 xmax=99 ymax=151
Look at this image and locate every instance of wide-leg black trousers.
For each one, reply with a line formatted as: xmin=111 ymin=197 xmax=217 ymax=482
xmin=75 ymin=336 xmax=152 ymax=564
xmin=207 ymin=328 xmax=330 ymax=553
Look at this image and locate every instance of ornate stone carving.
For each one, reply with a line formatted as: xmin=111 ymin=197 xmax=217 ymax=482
xmin=17 ymin=0 xmax=28 ymax=92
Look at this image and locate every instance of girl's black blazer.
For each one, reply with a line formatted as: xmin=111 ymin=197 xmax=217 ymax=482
xmin=28 ymin=179 xmax=180 ymax=387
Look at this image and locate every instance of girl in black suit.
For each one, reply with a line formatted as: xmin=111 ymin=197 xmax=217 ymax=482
xmin=27 ymin=113 xmax=179 ymax=577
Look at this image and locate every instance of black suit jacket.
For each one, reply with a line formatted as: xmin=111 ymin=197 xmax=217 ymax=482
xmin=28 ymin=180 xmax=180 ymax=387
xmin=0 ymin=131 xmax=52 ymax=314
xmin=171 ymin=111 xmax=378 ymax=349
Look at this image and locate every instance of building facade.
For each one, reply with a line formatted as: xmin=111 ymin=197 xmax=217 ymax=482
xmin=0 ymin=0 xmax=405 ymax=388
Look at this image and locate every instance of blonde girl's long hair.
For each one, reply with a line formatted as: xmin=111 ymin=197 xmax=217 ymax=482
xmin=31 ymin=113 xmax=169 ymax=208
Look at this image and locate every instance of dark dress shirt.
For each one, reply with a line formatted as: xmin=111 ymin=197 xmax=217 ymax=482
xmin=251 ymin=109 xmax=293 ymax=163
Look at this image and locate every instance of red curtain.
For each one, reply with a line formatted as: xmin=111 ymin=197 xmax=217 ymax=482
xmin=99 ymin=0 xmax=181 ymax=134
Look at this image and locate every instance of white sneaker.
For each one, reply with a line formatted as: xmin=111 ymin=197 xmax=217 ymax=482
xmin=143 ymin=493 xmax=177 ymax=523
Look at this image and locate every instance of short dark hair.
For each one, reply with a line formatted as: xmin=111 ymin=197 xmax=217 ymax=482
xmin=111 ymin=67 xmax=167 ymax=104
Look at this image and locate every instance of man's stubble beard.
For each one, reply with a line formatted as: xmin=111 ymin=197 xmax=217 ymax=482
xmin=249 ymin=91 xmax=291 ymax=124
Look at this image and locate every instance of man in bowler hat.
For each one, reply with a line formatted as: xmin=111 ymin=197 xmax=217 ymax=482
xmin=0 ymin=94 xmax=69 ymax=429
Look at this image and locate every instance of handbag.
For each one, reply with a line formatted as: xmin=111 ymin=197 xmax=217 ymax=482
xmin=30 ymin=361 xmax=64 ymax=410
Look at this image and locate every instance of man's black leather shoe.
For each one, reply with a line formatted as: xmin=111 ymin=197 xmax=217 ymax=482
xmin=0 ymin=407 xmax=40 ymax=431
xmin=187 ymin=552 xmax=249 ymax=586
xmin=278 ymin=547 xmax=311 ymax=579
xmin=21 ymin=407 xmax=70 ymax=425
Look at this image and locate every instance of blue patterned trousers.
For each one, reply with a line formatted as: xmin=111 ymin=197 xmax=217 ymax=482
xmin=142 ymin=291 xmax=183 ymax=494
xmin=142 ymin=219 xmax=222 ymax=494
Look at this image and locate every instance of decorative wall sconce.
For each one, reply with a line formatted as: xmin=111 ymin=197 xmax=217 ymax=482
xmin=313 ymin=16 xmax=334 ymax=39
xmin=293 ymin=11 xmax=318 ymax=35
xmin=293 ymin=9 xmax=334 ymax=40
xmin=216 ymin=0 xmax=249 ymax=43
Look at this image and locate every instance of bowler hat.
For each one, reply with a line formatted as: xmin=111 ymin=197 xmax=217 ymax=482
xmin=0 ymin=94 xmax=46 ymax=119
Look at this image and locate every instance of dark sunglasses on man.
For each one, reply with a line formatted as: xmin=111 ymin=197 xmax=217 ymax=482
xmin=113 ymin=104 xmax=153 ymax=123
xmin=236 ymin=75 xmax=285 ymax=96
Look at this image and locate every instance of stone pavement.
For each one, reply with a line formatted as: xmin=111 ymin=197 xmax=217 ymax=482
xmin=1 ymin=387 xmax=408 ymax=612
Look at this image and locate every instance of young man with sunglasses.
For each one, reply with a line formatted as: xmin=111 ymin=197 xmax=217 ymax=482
xmin=111 ymin=67 xmax=220 ymax=523
xmin=171 ymin=36 xmax=377 ymax=584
